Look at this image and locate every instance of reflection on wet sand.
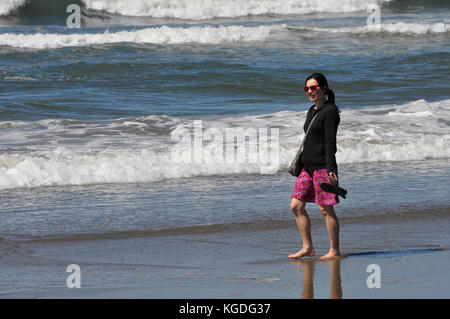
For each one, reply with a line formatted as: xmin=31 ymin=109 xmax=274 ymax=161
xmin=292 ymin=258 xmax=343 ymax=299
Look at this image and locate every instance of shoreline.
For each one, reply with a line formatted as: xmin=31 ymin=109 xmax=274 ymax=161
xmin=1 ymin=160 xmax=449 ymax=299
xmin=0 ymin=204 xmax=448 ymax=243
xmin=1 ymin=205 xmax=449 ymax=299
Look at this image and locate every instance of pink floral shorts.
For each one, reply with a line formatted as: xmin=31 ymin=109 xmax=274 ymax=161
xmin=291 ymin=168 xmax=339 ymax=206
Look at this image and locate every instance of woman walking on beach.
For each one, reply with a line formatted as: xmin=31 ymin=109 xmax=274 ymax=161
xmin=289 ymin=73 xmax=341 ymax=260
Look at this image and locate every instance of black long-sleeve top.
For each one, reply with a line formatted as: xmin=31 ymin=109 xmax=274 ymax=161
xmin=301 ymin=101 xmax=340 ymax=174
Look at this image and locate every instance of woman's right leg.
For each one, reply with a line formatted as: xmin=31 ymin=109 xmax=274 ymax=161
xmin=289 ymin=198 xmax=315 ymax=258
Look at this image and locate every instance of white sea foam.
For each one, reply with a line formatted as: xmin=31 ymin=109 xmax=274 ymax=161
xmin=0 ymin=99 xmax=449 ymax=190
xmin=1 ymin=20 xmax=445 ymax=50
xmin=302 ymin=22 xmax=450 ymax=35
xmin=0 ymin=0 xmax=25 ymax=16
xmin=0 ymin=24 xmax=286 ymax=49
xmin=82 ymin=0 xmax=388 ymax=19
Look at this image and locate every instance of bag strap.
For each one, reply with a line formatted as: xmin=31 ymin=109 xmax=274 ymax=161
xmin=298 ymin=110 xmax=321 ymax=152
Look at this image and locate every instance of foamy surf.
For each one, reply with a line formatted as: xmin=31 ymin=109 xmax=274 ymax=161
xmin=0 ymin=24 xmax=286 ymax=49
xmin=82 ymin=0 xmax=388 ymax=20
xmin=0 ymin=99 xmax=449 ymax=190
xmin=291 ymin=22 xmax=450 ymax=35
xmin=2 ymin=20 xmax=446 ymax=50
xmin=0 ymin=0 xmax=25 ymax=16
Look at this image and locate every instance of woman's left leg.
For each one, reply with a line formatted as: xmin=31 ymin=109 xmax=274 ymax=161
xmin=318 ymin=205 xmax=340 ymax=259
xmin=311 ymin=169 xmax=340 ymax=259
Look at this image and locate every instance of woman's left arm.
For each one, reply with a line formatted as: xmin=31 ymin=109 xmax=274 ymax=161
xmin=324 ymin=108 xmax=340 ymax=181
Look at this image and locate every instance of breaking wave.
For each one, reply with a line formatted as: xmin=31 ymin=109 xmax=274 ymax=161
xmin=0 ymin=24 xmax=286 ymax=49
xmin=293 ymin=22 xmax=450 ymax=35
xmin=0 ymin=99 xmax=449 ymax=190
xmin=1 ymin=0 xmax=390 ymax=19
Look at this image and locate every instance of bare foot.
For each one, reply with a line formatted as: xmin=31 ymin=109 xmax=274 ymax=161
xmin=288 ymin=248 xmax=315 ymax=259
xmin=319 ymin=250 xmax=341 ymax=260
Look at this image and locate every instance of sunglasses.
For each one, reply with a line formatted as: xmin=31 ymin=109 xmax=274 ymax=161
xmin=303 ymin=85 xmax=319 ymax=93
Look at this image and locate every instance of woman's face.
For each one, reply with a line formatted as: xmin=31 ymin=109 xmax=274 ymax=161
xmin=304 ymin=79 xmax=325 ymax=103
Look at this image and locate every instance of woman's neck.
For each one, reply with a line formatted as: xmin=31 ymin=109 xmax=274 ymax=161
xmin=314 ymin=97 xmax=326 ymax=109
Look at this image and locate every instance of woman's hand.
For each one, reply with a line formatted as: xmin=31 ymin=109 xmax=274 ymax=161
xmin=328 ymin=172 xmax=338 ymax=184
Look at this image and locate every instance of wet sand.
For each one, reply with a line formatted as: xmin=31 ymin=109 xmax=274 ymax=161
xmin=1 ymin=206 xmax=449 ymax=299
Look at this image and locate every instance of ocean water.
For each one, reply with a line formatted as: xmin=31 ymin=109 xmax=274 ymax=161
xmin=0 ymin=0 xmax=449 ymax=289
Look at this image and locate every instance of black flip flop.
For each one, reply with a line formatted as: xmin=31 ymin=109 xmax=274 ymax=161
xmin=320 ymin=175 xmax=348 ymax=199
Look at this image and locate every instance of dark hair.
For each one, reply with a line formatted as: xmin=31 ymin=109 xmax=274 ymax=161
xmin=304 ymin=72 xmax=335 ymax=105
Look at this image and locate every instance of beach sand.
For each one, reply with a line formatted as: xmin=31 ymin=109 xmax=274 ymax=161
xmin=1 ymin=206 xmax=448 ymax=299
